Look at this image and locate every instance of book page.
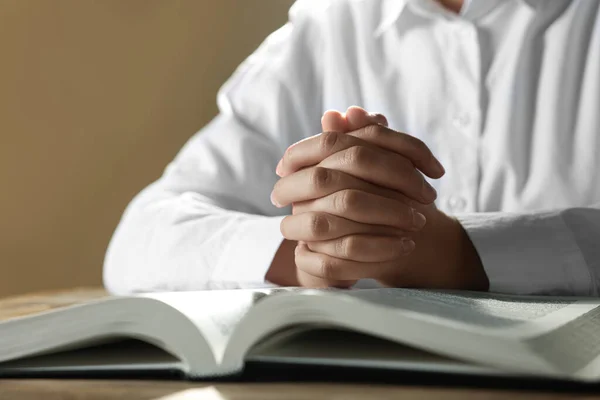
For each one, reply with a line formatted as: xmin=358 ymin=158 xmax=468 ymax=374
xmin=0 ymin=339 xmax=181 ymax=374
xmin=248 ymin=328 xmax=506 ymax=377
xmin=343 ymin=289 xmax=579 ymax=328
xmin=528 ymin=306 xmax=600 ymax=375
xmin=144 ymin=290 xmax=271 ymax=361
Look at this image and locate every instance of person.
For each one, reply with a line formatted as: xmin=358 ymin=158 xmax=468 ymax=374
xmin=103 ymin=0 xmax=600 ymax=296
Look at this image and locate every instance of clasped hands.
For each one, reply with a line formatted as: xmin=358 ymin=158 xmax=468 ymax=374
xmin=271 ymin=107 xmax=489 ymax=291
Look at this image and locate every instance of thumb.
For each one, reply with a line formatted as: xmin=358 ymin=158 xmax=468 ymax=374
xmin=321 ymin=110 xmax=348 ymax=132
xmin=345 ymin=106 xmax=388 ymax=131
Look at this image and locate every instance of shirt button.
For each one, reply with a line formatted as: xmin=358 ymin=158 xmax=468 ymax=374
xmin=452 ymin=113 xmax=472 ymax=130
xmin=447 ymin=195 xmax=467 ymax=213
xmin=457 ymin=26 xmax=476 ymax=41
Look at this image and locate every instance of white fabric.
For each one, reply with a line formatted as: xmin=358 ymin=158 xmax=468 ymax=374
xmin=103 ymin=0 xmax=600 ymax=296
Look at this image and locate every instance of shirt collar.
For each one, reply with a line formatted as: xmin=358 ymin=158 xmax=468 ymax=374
xmin=374 ymin=0 xmax=410 ymax=37
xmin=375 ymin=0 xmax=537 ymax=37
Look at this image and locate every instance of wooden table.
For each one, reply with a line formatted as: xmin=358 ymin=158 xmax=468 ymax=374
xmin=1 ymin=289 xmax=600 ymax=399
xmin=2 ymin=380 xmax=600 ymax=400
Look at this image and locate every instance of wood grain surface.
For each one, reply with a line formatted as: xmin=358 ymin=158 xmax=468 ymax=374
xmin=0 ymin=287 xmax=108 ymax=321
xmin=1 ymin=380 xmax=599 ymax=400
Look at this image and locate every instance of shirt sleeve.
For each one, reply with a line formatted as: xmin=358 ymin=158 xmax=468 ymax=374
xmin=456 ymin=204 xmax=600 ymax=296
xmin=103 ymin=4 xmax=324 ymax=295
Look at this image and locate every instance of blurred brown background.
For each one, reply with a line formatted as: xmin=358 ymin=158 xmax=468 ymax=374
xmin=0 ymin=0 xmax=295 ymax=297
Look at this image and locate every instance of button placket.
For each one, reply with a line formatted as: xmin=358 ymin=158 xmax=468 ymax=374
xmin=447 ymin=195 xmax=468 ymax=213
xmin=442 ymin=21 xmax=482 ymax=213
xmin=452 ymin=111 xmax=472 ymax=130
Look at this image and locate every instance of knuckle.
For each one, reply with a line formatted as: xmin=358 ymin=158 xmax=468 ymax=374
xmin=335 ymin=189 xmax=361 ymax=213
xmin=319 ymin=131 xmax=340 ymax=154
xmin=345 ymin=190 xmax=363 ymax=209
xmin=309 ymin=213 xmax=330 ymax=238
xmin=337 ymin=236 xmax=358 ymax=259
xmin=317 ymin=256 xmax=337 ymax=280
xmin=344 ymin=145 xmax=371 ymax=166
xmin=363 ymin=123 xmax=385 ymax=139
xmin=310 ymin=167 xmax=332 ymax=191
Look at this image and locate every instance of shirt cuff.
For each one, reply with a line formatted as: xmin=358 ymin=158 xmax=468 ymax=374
xmin=456 ymin=212 xmax=593 ymax=296
xmin=211 ymin=215 xmax=286 ymax=288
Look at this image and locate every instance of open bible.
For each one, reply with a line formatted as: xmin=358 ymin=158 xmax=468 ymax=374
xmin=1 ymin=287 xmax=600 ymax=381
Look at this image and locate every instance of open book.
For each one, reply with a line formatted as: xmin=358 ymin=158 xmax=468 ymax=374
xmin=1 ymin=287 xmax=600 ymax=381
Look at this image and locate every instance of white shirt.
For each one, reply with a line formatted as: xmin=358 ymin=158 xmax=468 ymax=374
xmin=103 ymin=0 xmax=600 ymax=296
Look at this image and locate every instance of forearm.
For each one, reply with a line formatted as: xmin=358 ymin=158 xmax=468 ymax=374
xmin=457 ymin=206 xmax=600 ymax=296
xmin=104 ymin=188 xmax=285 ymax=294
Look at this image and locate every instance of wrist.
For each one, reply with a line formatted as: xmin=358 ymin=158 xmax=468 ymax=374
xmin=449 ymin=216 xmax=489 ymax=291
xmin=265 ymin=239 xmax=300 ymax=287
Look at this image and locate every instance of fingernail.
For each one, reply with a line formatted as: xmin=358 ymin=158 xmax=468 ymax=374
xmin=401 ymin=239 xmax=416 ymax=254
xmin=369 ymin=113 xmax=388 ymax=127
xmin=276 ymin=159 xmax=283 ymax=177
xmin=423 ymin=183 xmax=438 ymax=202
xmin=412 ymin=209 xmax=427 ymax=230
xmin=270 ymin=191 xmax=281 ymax=207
